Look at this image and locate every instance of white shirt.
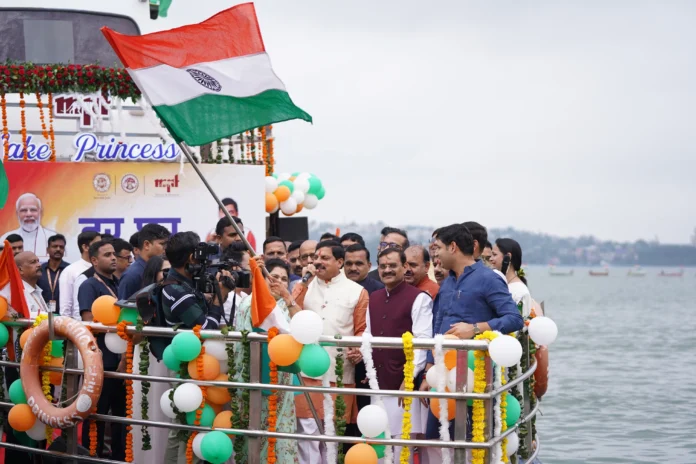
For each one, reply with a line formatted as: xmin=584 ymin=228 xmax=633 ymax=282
xmin=509 ymin=281 xmax=532 ymax=318
xmin=223 ymin=290 xmax=248 ymax=325
xmin=0 ymin=280 xmax=51 ymax=353
xmin=59 ymin=258 xmax=92 ymax=320
xmin=366 ymin=291 xmax=433 ymax=377
xmin=1 ymin=226 xmax=57 ymax=263
xmin=72 ymin=273 xmax=89 ymax=315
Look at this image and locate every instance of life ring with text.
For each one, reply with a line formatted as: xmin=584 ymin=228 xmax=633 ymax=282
xmin=534 ymin=345 xmax=549 ymax=398
xmin=20 ymin=316 xmax=104 ymax=429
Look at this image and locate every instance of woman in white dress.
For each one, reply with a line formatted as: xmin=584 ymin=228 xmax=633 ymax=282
xmin=489 ymin=238 xmax=532 ymax=317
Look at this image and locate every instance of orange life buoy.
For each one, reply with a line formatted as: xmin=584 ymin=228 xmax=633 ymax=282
xmin=534 ymin=345 xmax=549 ymax=398
xmin=20 ymin=316 xmax=104 ymax=428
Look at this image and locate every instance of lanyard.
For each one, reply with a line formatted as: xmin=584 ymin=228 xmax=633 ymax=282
xmin=93 ymin=274 xmax=117 ymax=298
xmin=29 ymin=292 xmax=49 ymax=315
xmin=47 ymin=267 xmax=61 ymax=300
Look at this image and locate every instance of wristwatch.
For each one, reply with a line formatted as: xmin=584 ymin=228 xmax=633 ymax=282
xmin=473 ymin=323 xmax=481 ymax=335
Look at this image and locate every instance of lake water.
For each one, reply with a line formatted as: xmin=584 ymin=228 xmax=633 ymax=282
xmin=529 ymin=266 xmax=696 ymax=464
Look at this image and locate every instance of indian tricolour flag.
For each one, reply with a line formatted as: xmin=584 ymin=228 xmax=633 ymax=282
xmin=101 ymin=3 xmax=311 ymax=146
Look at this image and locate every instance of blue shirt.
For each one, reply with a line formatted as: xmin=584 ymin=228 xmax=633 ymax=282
xmin=426 ymin=260 xmax=523 ymax=364
xmin=117 ymin=256 xmax=147 ymax=300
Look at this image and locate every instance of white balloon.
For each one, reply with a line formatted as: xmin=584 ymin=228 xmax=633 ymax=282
xmin=104 ymin=332 xmax=127 ymax=354
xmin=293 ymin=177 xmax=310 ymax=194
xmin=280 ymin=198 xmax=298 ymax=215
xmin=303 ymin=194 xmax=319 ymax=209
xmin=357 ymin=405 xmax=388 ymax=438
xmin=173 ymin=383 xmax=203 ymax=413
xmin=297 ymin=172 xmax=312 ymax=181
xmin=26 ymin=419 xmax=47 ymax=440
xmin=204 ymin=340 xmax=228 ymax=361
xmin=193 ymin=432 xmax=207 ymax=459
xmin=488 ymin=335 xmax=522 ymax=368
xmin=264 ymin=176 xmax=279 ymax=193
xmin=506 ymin=431 xmax=519 ymax=456
xmin=277 ymin=172 xmax=291 ymax=181
xmin=445 ymin=368 xmax=475 ymax=392
xmin=425 ymin=366 xmax=439 ymax=388
xmin=160 ymin=389 xmax=177 ymax=419
xmin=528 ymin=317 xmax=558 ymax=346
xmin=219 ymin=360 xmax=229 ymax=374
xmin=291 ymin=189 xmax=305 ymax=205
xmin=290 ymin=311 xmax=324 ymax=344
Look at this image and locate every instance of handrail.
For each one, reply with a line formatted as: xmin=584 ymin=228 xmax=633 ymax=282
xmin=0 ymin=358 xmax=537 ymax=400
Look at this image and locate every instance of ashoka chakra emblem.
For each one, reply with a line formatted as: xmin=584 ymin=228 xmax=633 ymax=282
xmin=186 ymin=69 xmax=222 ymax=92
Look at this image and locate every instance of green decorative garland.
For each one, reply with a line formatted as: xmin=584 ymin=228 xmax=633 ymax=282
xmin=221 ymin=326 xmax=243 ymax=448
xmin=233 ymin=330 xmax=251 ymax=464
xmin=0 ymin=348 xmax=5 ymax=429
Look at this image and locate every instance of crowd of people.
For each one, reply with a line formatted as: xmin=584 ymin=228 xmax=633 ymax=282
xmin=0 ymin=215 xmax=536 ymax=464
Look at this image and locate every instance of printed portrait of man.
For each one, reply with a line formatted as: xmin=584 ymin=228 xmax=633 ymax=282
xmin=1 ymin=193 xmax=57 ymax=262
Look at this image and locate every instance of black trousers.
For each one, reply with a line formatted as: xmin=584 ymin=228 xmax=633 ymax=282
xmin=81 ymin=377 xmax=126 ymax=460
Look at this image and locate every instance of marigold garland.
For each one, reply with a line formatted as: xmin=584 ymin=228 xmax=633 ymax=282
xmin=1 ymin=91 xmax=8 ymax=161
xmin=47 ymin=92 xmax=56 ymax=161
xmin=333 ymin=337 xmax=347 ymax=464
xmin=136 ymin=317 xmax=151 ymax=451
xmin=500 ymin=369 xmax=509 ymax=462
xmin=471 ymin=331 xmax=500 ymax=464
xmin=36 ymin=92 xmax=48 ymax=141
xmin=266 ymin=327 xmax=279 ymax=463
xmin=84 ymin=325 xmax=98 ymax=456
xmin=267 ymin=125 xmax=275 ymax=173
xmin=260 ymin=126 xmax=271 ymax=175
xmin=19 ymin=92 xmax=27 ymax=160
xmin=186 ymin=325 xmax=208 ymax=464
xmin=116 ymin=321 xmax=135 ymax=462
xmin=400 ymin=332 xmax=415 ymax=464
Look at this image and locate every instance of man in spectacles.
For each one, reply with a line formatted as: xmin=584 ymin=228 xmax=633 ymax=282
xmin=112 ymin=238 xmax=134 ymax=280
xmin=367 ymin=227 xmax=409 ymax=282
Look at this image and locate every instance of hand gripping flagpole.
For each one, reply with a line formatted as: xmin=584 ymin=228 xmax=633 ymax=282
xmin=177 ymin=141 xmax=325 ymax=435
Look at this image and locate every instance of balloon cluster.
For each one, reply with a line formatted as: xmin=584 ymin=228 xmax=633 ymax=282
xmin=159 ymin=334 xmax=235 ymax=463
xmin=267 ymin=310 xmax=331 ymax=378
xmin=86 ymin=295 xmax=139 ymax=355
xmin=265 ymin=172 xmax=326 ymax=216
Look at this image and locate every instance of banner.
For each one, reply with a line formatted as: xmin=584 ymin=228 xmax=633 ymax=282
xmin=0 ymin=162 xmax=266 ymax=262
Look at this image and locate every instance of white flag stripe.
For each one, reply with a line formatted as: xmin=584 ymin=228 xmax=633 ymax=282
xmin=128 ymin=52 xmax=287 ymax=107
xmin=258 ymin=305 xmax=291 ymax=334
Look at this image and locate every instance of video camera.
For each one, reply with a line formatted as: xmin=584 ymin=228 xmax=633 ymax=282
xmin=189 ymin=242 xmax=251 ymax=294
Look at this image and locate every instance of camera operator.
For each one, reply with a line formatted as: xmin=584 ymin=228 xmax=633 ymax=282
xmin=161 ymin=231 xmax=233 ymax=329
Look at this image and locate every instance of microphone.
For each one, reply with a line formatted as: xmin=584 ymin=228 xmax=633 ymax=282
xmin=301 ymin=272 xmax=313 ymax=283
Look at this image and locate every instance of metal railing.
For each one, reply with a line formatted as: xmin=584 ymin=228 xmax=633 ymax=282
xmin=0 ymin=319 xmax=541 ymax=464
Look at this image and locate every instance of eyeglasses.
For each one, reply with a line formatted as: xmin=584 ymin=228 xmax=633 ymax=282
xmin=117 ymin=255 xmax=134 ymax=263
xmin=379 ymin=242 xmax=403 ymax=251
xmin=161 ymin=268 xmax=170 ymax=275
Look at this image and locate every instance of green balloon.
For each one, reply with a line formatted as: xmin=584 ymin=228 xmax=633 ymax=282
xmin=291 ymin=171 xmax=301 ymax=177
xmin=278 ymin=180 xmax=295 ymax=194
xmin=171 ymin=332 xmax=201 ymax=362
xmin=271 ymin=173 xmax=278 ymax=178
xmin=159 ymin=0 xmax=172 ymax=17
xmin=162 ymin=345 xmax=181 ymax=371
xmin=201 ymin=430 xmax=233 ymax=464
xmin=186 ymin=404 xmax=215 ymax=427
xmin=13 ymin=430 xmax=36 ymax=447
xmin=469 ymin=351 xmax=475 ymax=371
xmin=506 ymin=394 xmax=521 ymax=427
xmin=50 ymin=340 xmax=64 ymax=358
xmin=362 ymin=432 xmax=386 ymax=458
xmin=316 ymin=186 xmax=326 ymax=200
xmin=298 ymin=344 xmax=330 ymax=378
xmin=307 ymin=177 xmax=322 ymax=195
xmin=118 ymin=308 xmax=139 ymax=326
xmin=9 ymin=379 xmax=27 ymax=404
xmin=0 ymin=323 xmax=8 ymax=347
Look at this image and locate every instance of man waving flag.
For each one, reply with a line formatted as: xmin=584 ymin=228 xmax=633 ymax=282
xmin=102 ymin=2 xmax=312 ymax=146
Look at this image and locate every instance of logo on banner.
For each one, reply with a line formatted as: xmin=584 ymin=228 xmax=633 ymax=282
xmin=93 ymin=174 xmax=111 ymax=193
xmin=54 ymin=95 xmax=110 ymax=129
xmin=154 ymin=174 xmax=180 ymax=193
xmin=121 ymin=174 xmax=139 ymax=193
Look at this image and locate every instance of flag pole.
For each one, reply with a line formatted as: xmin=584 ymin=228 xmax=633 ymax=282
xmin=177 ymin=141 xmax=325 ymax=433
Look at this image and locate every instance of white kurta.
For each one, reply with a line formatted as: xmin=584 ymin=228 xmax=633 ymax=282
xmin=366 ymin=291 xmax=433 ymax=436
xmin=508 ymin=281 xmax=532 ymax=317
xmin=1 ymin=226 xmax=57 ymax=262
xmin=58 ymin=258 xmax=91 ymax=320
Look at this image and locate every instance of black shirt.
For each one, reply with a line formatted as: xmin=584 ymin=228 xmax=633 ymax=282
xmin=367 ymin=269 xmax=382 ymax=283
xmin=37 ymin=260 xmax=70 ymax=307
xmin=77 ymin=271 xmax=121 ymax=370
xmin=357 ymin=276 xmax=385 ymax=295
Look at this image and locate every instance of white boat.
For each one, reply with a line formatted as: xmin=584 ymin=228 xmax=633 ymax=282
xmin=589 ymin=266 xmax=609 ymax=276
xmin=627 ymin=266 xmax=647 ymax=277
xmin=548 ymin=265 xmax=573 ymax=276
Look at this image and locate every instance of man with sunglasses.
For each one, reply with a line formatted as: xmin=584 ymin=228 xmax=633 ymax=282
xmin=367 ymin=227 xmax=409 ymax=282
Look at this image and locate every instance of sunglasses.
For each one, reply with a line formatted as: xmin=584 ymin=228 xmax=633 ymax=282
xmin=378 ymin=242 xmax=403 ymax=251
xmin=161 ymin=268 xmax=170 ymax=276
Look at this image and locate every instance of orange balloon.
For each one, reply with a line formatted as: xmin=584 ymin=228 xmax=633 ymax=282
xmin=213 ymin=410 xmax=233 ymax=429
xmin=49 ymin=357 xmax=65 ymax=385
xmin=289 ymin=176 xmax=296 ymax=182
xmin=274 ymin=185 xmax=291 ymax=202
xmin=431 ymin=334 xmax=459 ymax=370
xmin=296 ymin=203 xmax=303 ymax=214
xmin=265 ymin=192 xmax=279 ymax=213
xmin=20 ymin=328 xmax=33 ymax=350
xmin=91 ymin=295 xmax=119 ymax=325
xmin=430 ymin=396 xmax=456 ymax=421
xmin=8 ymin=404 xmax=36 ymax=432
xmin=207 ymin=374 xmax=232 ymax=405
xmin=345 ymin=443 xmax=378 ymax=464
xmin=209 ymin=402 xmax=223 ymax=415
xmin=0 ymin=297 xmax=7 ymax=320
xmin=268 ymin=334 xmax=303 ymax=367
xmin=187 ymin=354 xmax=221 ymax=380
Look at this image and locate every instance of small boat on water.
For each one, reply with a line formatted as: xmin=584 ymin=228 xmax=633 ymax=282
xmin=548 ymin=266 xmax=573 ymax=276
xmin=589 ymin=266 xmax=609 ymax=276
xmin=627 ymin=266 xmax=647 ymax=277
xmin=659 ymin=268 xmax=684 ymax=277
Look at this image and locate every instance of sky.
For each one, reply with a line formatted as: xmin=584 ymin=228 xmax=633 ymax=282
xmin=14 ymin=0 xmax=696 ymax=243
